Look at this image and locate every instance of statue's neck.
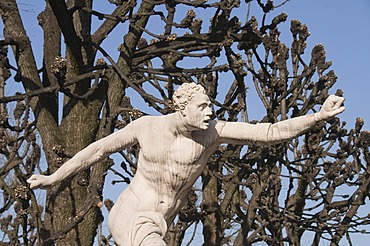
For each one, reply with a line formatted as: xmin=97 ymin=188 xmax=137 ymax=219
xmin=170 ymin=112 xmax=194 ymax=138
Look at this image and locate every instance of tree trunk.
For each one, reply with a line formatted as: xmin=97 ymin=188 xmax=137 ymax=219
xmin=202 ymin=163 xmax=222 ymax=246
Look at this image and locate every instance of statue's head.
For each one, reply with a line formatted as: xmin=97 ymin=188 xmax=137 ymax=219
xmin=173 ymin=83 xmax=206 ymax=110
xmin=173 ymin=83 xmax=212 ymax=130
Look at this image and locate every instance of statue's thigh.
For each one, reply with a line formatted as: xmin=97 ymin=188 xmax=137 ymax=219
xmin=141 ymin=234 xmax=167 ymax=246
xmin=108 ymin=189 xmax=139 ymax=245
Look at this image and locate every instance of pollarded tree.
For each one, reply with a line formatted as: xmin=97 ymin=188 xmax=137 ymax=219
xmin=0 ymin=0 xmax=369 ymax=245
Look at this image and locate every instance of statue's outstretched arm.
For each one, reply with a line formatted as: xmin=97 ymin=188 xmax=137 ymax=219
xmin=27 ymin=120 xmax=140 ymax=189
xmin=218 ymin=95 xmax=345 ymax=146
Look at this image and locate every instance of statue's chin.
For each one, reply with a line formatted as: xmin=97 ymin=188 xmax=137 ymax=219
xmin=198 ymin=123 xmax=209 ymax=130
xmin=185 ymin=121 xmax=210 ymax=131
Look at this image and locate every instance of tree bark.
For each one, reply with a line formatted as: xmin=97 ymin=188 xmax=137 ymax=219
xmin=202 ymin=163 xmax=222 ymax=246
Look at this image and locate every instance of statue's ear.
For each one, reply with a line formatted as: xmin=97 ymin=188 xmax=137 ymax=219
xmin=179 ymin=105 xmax=186 ymax=116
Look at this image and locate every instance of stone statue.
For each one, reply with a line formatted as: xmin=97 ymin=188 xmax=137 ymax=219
xmin=27 ymin=83 xmax=345 ymax=245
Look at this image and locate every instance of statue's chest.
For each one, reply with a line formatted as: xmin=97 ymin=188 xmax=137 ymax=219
xmin=140 ymin=135 xmax=208 ymax=165
xmin=170 ymin=137 xmax=206 ymax=164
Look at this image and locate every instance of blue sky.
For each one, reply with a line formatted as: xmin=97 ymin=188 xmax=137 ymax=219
xmin=1 ymin=0 xmax=370 ymax=245
xmin=3 ymin=1 xmax=370 ymax=128
xmin=278 ymin=1 xmax=370 ymax=129
xmin=248 ymin=2 xmax=370 ymax=244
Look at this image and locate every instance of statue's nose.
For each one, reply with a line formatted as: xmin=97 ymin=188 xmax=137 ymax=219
xmin=205 ymin=108 xmax=212 ymax=116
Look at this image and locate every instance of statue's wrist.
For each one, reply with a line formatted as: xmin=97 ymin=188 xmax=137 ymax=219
xmin=314 ymin=112 xmax=324 ymax=122
xmin=48 ymin=174 xmax=58 ymax=185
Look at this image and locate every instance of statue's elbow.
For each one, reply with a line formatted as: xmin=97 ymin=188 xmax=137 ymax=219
xmin=90 ymin=143 xmax=108 ymax=162
xmin=258 ymin=139 xmax=278 ymax=147
xmin=95 ymin=148 xmax=107 ymax=160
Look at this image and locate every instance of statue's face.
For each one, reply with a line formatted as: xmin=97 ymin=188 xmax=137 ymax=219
xmin=182 ymin=93 xmax=212 ymax=130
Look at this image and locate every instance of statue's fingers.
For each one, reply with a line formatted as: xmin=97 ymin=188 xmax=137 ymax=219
xmin=27 ymin=175 xmax=36 ymax=183
xmin=333 ymin=106 xmax=345 ymax=115
xmin=30 ymin=181 xmax=41 ymax=189
xmin=27 ymin=174 xmax=41 ymax=182
xmin=27 ymin=175 xmax=41 ymax=189
xmin=28 ymin=181 xmax=36 ymax=188
xmin=333 ymin=97 xmax=345 ymax=109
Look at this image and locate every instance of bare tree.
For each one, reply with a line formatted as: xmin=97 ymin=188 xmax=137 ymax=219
xmin=0 ymin=0 xmax=369 ymax=245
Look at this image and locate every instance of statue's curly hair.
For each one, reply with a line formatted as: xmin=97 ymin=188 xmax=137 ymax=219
xmin=173 ymin=83 xmax=206 ymax=111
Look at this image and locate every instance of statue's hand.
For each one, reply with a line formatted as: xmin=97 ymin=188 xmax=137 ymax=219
xmin=316 ymin=95 xmax=345 ymax=121
xmin=27 ymin=174 xmax=54 ymax=189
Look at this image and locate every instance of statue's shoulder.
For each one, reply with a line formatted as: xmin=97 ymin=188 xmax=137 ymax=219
xmin=130 ymin=115 xmax=168 ymax=128
xmin=214 ymin=120 xmax=227 ymax=132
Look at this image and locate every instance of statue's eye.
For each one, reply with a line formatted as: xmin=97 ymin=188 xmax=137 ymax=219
xmin=199 ymin=104 xmax=207 ymax=110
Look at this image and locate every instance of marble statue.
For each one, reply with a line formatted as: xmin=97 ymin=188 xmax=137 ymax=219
xmin=27 ymin=83 xmax=345 ymax=245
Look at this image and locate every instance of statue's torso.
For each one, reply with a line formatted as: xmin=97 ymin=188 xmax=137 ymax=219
xmin=127 ymin=117 xmax=220 ymax=220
